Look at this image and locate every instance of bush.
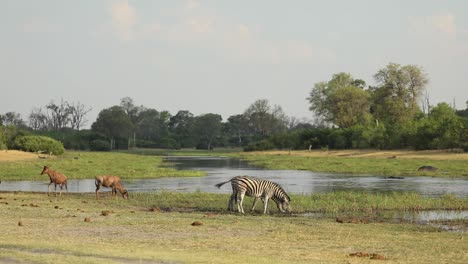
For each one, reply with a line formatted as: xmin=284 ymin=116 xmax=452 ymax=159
xmin=14 ymin=136 xmax=65 ymax=155
xmin=244 ymin=140 xmax=275 ymax=152
xmin=89 ymin=139 xmax=111 ymax=151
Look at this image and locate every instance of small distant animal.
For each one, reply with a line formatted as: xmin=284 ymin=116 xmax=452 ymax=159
xmin=40 ymin=165 xmax=68 ymax=196
xmin=215 ymin=175 xmax=291 ymax=214
xmin=417 ymin=166 xmax=438 ymax=172
xmin=95 ymin=175 xmax=128 ymax=199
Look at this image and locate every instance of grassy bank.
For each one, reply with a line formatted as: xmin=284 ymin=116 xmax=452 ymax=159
xmin=237 ymin=150 xmax=468 ymax=178
xmin=0 ymin=151 xmax=204 ymax=181
xmin=132 ymin=191 xmax=468 ymax=212
xmin=0 ymin=191 xmax=467 ymax=264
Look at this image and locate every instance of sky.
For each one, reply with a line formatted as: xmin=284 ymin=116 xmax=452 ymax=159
xmin=1 ymin=0 xmax=468 ymax=128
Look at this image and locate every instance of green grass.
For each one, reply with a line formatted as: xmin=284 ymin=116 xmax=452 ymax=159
xmin=129 ymin=191 xmax=468 ymax=213
xmin=237 ymin=153 xmax=468 ymax=177
xmin=0 ymin=191 xmax=467 ymax=264
xmin=0 ymin=151 xmax=205 ymax=181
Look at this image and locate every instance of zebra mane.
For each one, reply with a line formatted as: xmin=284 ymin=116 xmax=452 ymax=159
xmin=269 ymin=181 xmax=290 ymax=202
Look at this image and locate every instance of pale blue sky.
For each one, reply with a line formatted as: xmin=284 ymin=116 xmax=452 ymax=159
xmin=1 ymin=0 xmax=467 ymax=127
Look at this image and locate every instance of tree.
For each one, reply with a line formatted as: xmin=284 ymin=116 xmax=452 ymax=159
xmin=307 ymin=72 xmax=370 ymax=128
xmin=46 ymin=99 xmax=71 ymax=131
xmin=455 ymin=100 xmax=468 ymax=119
xmin=244 ymin=99 xmax=288 ymax=138
xmin=91 ymin=106 xmax=133 ymax=150
xmin=136 ymin=108 xmax=161 ymax=142
xmin=414 ymin=103 xmax=464 ymax=149
xmin=69 ymin=101 xmax=92 ymax=130
xmin=136 ymin=108 xmax=172 ymax=148
xmin=225 ymin=114 xmax=249 ymax=146
xmin=169 ymin=110 xmax=195 ymax=148
xmin=371 ymin=63 xmax=428 ymax=126
xmin=193 ymin=113 xmax=222 ymax=150
xmin=29 ymin=107 xmax=49 ymax=130
xmin=330 ymin=86 xmax=371 ymax=128
xmin=1 ymin=112 xmax=26 ymax=128
xmin=120 ymin=97 xmax=144 ymax=149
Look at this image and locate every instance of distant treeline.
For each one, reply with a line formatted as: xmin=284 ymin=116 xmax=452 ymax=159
xmin=1 ymin=62 xmax=467 ymax=152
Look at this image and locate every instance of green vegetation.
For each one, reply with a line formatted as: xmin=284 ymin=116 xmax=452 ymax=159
xmin=0 ymin=151 xmax=204 ymax=181
xmin=0 ymin=192 xmax=467 ymax=264
xmin=131 ymin=191 xmax=468 ymax=213
xmin=14 ymin=135 xmax=65 ymax=155
xmin=238 ymin=151 xmax=468 ymax=177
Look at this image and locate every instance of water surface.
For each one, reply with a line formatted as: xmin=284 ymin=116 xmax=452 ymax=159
xmin=1 ymin=156 xmax=467 ymax=197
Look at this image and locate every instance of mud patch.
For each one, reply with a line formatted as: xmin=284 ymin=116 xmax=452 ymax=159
xmin=335 ymin=217 xmax=369 ymax=224
xmin=349 ymin=251 xmax=387 ymax=260
xmin=191 ymin=221 xmax=203 ymax=226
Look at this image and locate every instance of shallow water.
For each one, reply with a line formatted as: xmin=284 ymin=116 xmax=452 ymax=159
xmin=1 ymin=156 xmax=467 ymax=197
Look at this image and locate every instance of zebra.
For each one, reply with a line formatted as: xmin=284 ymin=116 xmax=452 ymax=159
xmin=215 ymin=175 xmax=291 ymax=214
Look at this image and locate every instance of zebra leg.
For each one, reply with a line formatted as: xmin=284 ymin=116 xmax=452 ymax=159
xmin=238 ymin=192 xmax=245 ymax=214
xmin=263 ymin=197 xmax=269 ymax=214
xmin=251 ymin=197 xmax=259 ymax=212
xmin=228 ymin=193 xmax=236 ymax=211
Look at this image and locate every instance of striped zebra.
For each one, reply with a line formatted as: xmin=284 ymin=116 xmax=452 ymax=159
xmin=215 ymin=175 xmax=291 ymax=214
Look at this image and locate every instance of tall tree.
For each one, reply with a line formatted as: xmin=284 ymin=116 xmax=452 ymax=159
xmin=169 ymin=110 xmax=195 ymax=148
xmin=371 ymin=63 xmax=428 ymax=125
xmin=120 ymin=97 xmax=142 ymax=148
xmin=244 ymin=99 xmax=288 ymax=138
xmin=1 ymin=112 xmax=26 ymax=128
xmin=330 ymin=86 xmax=371 ymax=128
xmin=46 ymin=99 xmax=71 ymax=131
xmin=28 ymin=107 xmax=49 ymax=130
xmin=69 ymin=101 xmax=92 ymax=130
xmin=193 ymin=113 xmax=222 ymax=150
xmin=91 ymin=106 xmax=133 ymax=150
xmin=307 ymin=72 xmax=370 ymax=128
xmin=225 ymin=114 xmax=249 ymax=146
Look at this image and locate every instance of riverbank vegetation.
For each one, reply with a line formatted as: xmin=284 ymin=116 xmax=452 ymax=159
xmin=0 ymin=151 xmax=204 ymax=181
xmin=238 ymin=150 xmax=468 ymax=177
xmin=1 ymin=148 xmax=468 ymax=181
xmin=0 ymin=191 xmax=467 ymax=263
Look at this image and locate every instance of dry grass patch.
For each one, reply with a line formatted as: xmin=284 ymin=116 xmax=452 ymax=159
xmin=0 ymin=150 xmax=43 ymax=162
xmin=1 ymin=192 xmax=467 ymax=264
xmin=248 ymin=149 xmax=468 ymax=161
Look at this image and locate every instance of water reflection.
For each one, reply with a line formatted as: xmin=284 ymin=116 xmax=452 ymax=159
xmin=1 ymin=156 xmax=467 ymax=197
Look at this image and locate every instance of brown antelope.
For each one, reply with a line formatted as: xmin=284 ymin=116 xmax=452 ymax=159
xmin=40 ymin=165 xmax=68 ymax=196
xmin=95 ymin=175 xmax=128 ymax=199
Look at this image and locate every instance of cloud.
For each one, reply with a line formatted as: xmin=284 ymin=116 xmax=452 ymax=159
xmin=102 ymin=1 xmax=336 ymax=64
xmin=185 ymin=0 xmax=200 ymax=10
xmin=221 ymin=24 xmax=335 ymax=64
xmin=409 ymin=13 xmax=457 ymax=38
xmin=110 ymin=0 xmax=137 ymax=41
xmin=430 ymin=14 xmax=457 ymax=37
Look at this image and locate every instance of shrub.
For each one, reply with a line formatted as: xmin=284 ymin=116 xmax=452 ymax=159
xmin=14 ymin=136 xmax=65 ymax=155
xmin=89 ymin=139 xmax=111 ymax=151
xmin=244 ymin=140 xmax=275 ymax=152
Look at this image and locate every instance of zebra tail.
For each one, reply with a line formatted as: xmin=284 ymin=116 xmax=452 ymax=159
xmin=215 ymin=180 xmax=231 ymax=188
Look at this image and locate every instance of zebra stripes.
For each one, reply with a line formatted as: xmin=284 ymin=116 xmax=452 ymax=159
xmin=215 ymin=175 xmax=291 ymax=214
